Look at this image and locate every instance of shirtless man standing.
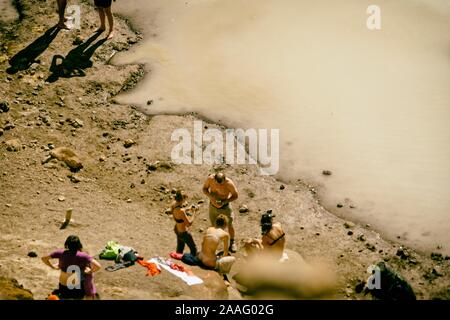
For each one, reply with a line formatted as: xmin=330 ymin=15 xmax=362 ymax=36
xmin=198 ymin=214 xmax=236 ymax=281
xmin=202 ymin=172 xmax=239 ymax=252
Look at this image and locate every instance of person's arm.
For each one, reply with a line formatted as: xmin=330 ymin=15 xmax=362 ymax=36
xmin=222 ymin=180 xmax=238 ymax=205
xmin=202 ymin=177 xmax=212 ymax=198
xmin=85 ymin=259 xmax=101 ymax=275
xmin=222 ymin=233 xmax=230 ymax=256
xmin=41 ymin=255 xmax=59 ymax=270
xmin=181 ymin=209 xmax=194 ymax=226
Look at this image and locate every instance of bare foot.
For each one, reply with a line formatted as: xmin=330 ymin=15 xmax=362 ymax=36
xmin=106 ymin=31 xmax=115 ymax=40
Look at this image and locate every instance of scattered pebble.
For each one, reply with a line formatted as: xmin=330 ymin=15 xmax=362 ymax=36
xmin=357 ymin=234 xmax=366 ymax=242
xmin=322 ymin=170 xmax=332 ymax=176
xmin=344 ymin=222 xmax=355 ymax=229
xmin=58 ymin=196 xmax=65 ymax=202
xmin=27 ymin=252 xmax=38 ymax=258
xmin=238 ymin=205 xmax=249 ymax=213
xmin=123 ymin=139 xmax=135 ymax=148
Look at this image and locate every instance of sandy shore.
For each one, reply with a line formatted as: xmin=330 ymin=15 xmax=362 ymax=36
xmin=0 ymin=0 xmax=449 ymax=300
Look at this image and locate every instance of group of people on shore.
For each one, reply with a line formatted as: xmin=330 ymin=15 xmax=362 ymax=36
xmin=169 ymin=172 xmax=287 ymax=282
xmin=41 ymin=172 xmax=286 ymax=299
xmin=56 ymin=0 xmax=115 ymax=39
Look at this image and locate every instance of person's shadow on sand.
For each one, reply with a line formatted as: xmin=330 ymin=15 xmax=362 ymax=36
xmin=7 ymin=25 xmax=60 ymax=74
xmin=46 ymin=32 xmax=107 ymax=83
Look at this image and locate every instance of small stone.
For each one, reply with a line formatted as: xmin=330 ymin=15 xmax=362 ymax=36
xmin=3 ymin=122 xmax=15 ymax=130
xmin=0 ymin=129 xmax=3 ymax=136
xmin=357 ymin=234 xmax=366 ymax=242
xmin=147 ymin=164 xmax=157 ymax=171
xmin=71 ymin=118 xmax=84 ymax=128
xmin=197 ymin=200 xmax=205 ymax=204
xmin=315 ymin=232 xmax=320 ymax=236
xmin=344 ymin=221 xmax=355 ymax=229
xmin=431 ymin=252 xmax=443 ymax=261
xmin=279 ymin=185 xmax=285 ymax=190
xmin=126 ymin=199 xmax=132 ymax=203
xmin=123 ymin=139 xmax=135 ymax=148
xmin=147 ymin=100 xmax=153 ymax=105
xmin=73 ymin=35 xmax=84 ymax=45
xmin=0 ymin=101 xmax=9 ymax=113
xmin=27 ymin=252 xmax=38 ymax=258
xmin=322 ymin=170 xmax=332 ymax=176
xmin=396 ymin=247 xmax=410 ymax=260
xmin=5 ymin=139 xmax=22 ymax=152
xmin=5 ymin=204 xmax=12 ymax=208
xmin=239 ymin=205 xmax=249 ymax=213
xmin=164 ymin=208 xmax=172 ymax=215
xmin=432 ymin=266 xmax=443 ymax=277
xmin=58 ymin=196 xmax=65 ymax=202
xmin=68 ymin=174 xmax=81 ymax=183
xmin=99 ymin=155 xmax=106 ymax=162
xmin=198 ymin=228 xmax=204 ymax=233
xmin=337 ymin=203 xmax=343 ymax=208
xmin=130 ymin=183 xmax=135 ymax=189
xmin=347 ymin=231 xmax=353 ymax=236
xmin=366 ymin=243 xmax=376 ymax=252
xmin=140 ymin=179 xmax=145 ymax=184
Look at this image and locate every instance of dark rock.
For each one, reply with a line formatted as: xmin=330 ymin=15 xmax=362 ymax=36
xmin=322 ymin=170 xmax=332 ymax=176
xmin=0 ymin=129 xmax=3 ymax=136
xmin=3 ymin=122 xmax=15 ymax=130
xmin=396 ymin=247 xmax=410 ymax=260
xmin=362 ymin=262 xmax=416 ymax=300
xmin=357 ymin=234 xmax=366 ymax=242
xmin=366 ymin=243 xmax=376 ymax=252
xmin=431 ymin=252 xmax=444 ymax=261
xmin=347 ymin=231 xmax=353 ymax=236
xmin=337 ymin=203 xmax=343 ymax=208
xmin=0 ymin=101 xmax=9 ymax=113
xmin=27 ymin=252 xmax=37 ymax=258
xmin=279 ymin=185 xmax=285 ymax=190
xmin=147 ymin=100 xmax=153 ymax=105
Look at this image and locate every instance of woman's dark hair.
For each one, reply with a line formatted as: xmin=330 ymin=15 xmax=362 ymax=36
xmin=64 ymin=235 xmax=83 ymax=252
xmin=215 ymin=214 xmax=228 ymax=228
xmin=261 ymin=211 xmax=274 ymax=235
xmin=175 ymin=190 xmax=186 ymax=202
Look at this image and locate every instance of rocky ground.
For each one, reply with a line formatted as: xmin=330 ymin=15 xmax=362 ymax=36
xmin=0 ymin=0 xmax=449 ymax=300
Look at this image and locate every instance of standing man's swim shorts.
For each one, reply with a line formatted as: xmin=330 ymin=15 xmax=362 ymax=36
xmin=94 ymin=0 xmax=112 ymax=8
xmin=209 ymin=203 xmax=234 ymax=227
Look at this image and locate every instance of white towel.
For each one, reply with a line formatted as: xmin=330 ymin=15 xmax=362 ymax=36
xmin=149 ymin=258 xmax=203 ymax=286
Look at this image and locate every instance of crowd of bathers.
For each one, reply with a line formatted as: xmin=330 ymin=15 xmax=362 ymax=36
xmin=41 ymin=171 xmax=287 ymax=300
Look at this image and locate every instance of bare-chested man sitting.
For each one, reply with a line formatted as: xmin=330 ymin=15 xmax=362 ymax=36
xmin=198 ymin=214 xmax=236 ymax=282
xmin=202 ymin=172 xmax=239 ymax=252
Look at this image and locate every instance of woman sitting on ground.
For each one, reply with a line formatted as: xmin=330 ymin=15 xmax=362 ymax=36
xmin=170 ymin=190 xmax=197 ymax=257
xmin=42 ymin=235 xmax=101 ymax=299
xmin=244 ymin=210 xmax=286 ymax=261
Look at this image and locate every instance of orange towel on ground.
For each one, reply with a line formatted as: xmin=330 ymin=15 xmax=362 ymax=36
xmin=137 ymin=259 xmax=161 ymax=276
